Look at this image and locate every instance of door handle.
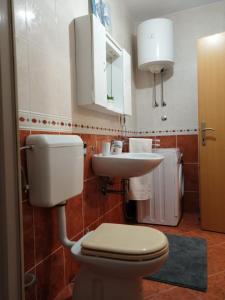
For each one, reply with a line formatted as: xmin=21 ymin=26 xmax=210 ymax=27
xmin=201 ymin=121 xmax=215 ymax=146
xmin=202 ymin=128 xmax=215 ymax=132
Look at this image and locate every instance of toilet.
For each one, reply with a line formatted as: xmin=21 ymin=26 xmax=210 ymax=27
xmin=72 ymin=223 xmax=168 ymax=300
xmin=26 ymin=135 xmax=169 ymax=300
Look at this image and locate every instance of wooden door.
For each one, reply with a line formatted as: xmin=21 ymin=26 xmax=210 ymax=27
xmin=198 ymin=32 xmax=225 ymax=233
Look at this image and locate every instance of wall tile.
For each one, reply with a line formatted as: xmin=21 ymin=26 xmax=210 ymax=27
xmin=95 ymin=135 xmax=113 ymax=154
xmin=13 ymin=0 xmax=27 ymax=38
xmin=14 ymin=0 xmax=133 ymax=132
xmin=30 ymin=130 xmax=59 ymax=135
xmin=183 ymin=164 xmax=199 ymax=192
xmin=177 ymin=135 xmax=198 ymax=163
xmin=36 ymin=248 xmax=65 ymax=300
xmin=85 ymin=218 xmax=101 ymax=234
xmin=26 ymin=0 xmax=57 ymax=52
xmin=157 ymin=135 xmax=176 ymax=148
xmin=19 ymin=130 xmax=30 ymax=146
xmin=34 ymin=207 xmax=61 ymax=263
xmin=79 ymin=134 xmax=96 ymax=180
xmin=25 ymin=268 xmax=37 ymax=300
xmin=23 ymin=202 xmax=35 ymax=271
xmin=54 ymin=284 xmax=73 ymax=300
xmin=15 ymin=37 xmax=30 ymax=111
xmin=28 ymin=45 xmax=68 ymax=117
xmin=19 ymin=130 xmax=30 ymax=200
xmin=83 ymin=179 xmax=101 ymax=227
xmin=183 ymin=192 xmax=199 ymax=213
xmin=64 ymin=232 xmax=83 ymax=285
xmin=208 ymin=243 xmax=225 ymax=276
xmin=66 ymin=194 xmax=83 ymax=239
xmin=99 ymin=180 xmax=123 ymax=216
xmin=101 ymin=203 xmax=126 ymax=224
xmin=135 ymin=2 xmax=225 ymax=133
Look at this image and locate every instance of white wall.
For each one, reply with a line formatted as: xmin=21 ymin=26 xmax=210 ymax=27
xmin=135 ymin=1 xmax=225 ymax=133
xmin=14 ymin=0 xmax=136 ymax=132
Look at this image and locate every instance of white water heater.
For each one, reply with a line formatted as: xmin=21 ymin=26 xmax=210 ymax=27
xmin=137 ymin=18 xmax=174 ymax=74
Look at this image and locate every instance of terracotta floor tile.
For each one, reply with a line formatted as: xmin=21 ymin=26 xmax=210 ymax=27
xmin=195 ymin=271 xmax=225 ymax=300
xmin=143 ymin=213 xmax=225 ymax=300
xmin=142 ymin=279 xmax=173 ymax=298
xmin=207 ymin=244 xmax=225 ymax=276
xmin=149 ymin=213 xmax=200 ymax=235
xmin=144 ymin=286 xmax=200 ymax=300
xmin=185 ymin=229 xmax=225 ymax=247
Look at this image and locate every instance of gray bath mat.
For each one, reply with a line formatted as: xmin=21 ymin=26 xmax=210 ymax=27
xmin=145 ymin=234 xmax=207 ymax=291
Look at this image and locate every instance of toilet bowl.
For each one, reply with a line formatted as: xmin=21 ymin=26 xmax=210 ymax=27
xmin=71 ymin=223 xmax=169 ymax=300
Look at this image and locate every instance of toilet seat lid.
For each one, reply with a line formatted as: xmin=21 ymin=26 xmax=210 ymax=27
xmin=81 ymin=223 xmax=168 ymax=255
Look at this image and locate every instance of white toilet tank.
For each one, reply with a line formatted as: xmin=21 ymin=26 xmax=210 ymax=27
xmin=26 ymin=135 xmax=84 ymax=207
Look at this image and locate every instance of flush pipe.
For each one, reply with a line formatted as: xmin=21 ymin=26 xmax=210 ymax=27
xmin=56 ymin=203 xmax=75 ymax=248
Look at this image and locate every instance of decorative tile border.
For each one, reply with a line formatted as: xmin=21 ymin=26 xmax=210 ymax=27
xmin=130 ymin=128 xmax=199 ymax=137
xmin=19 ymin=110 xmax=73 ymax=132
xmin=18 ymin=110 xmax=198 ymax=136
xmin=18 ymin=110 xmax=126 ymax=135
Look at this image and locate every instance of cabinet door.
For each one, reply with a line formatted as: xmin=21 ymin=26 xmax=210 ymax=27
xmin=92 ymin=15 xmax=107 ymax=108
xmin=123 ymin=49 xmax=132 ymax=116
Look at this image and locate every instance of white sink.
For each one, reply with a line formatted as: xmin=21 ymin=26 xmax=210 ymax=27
xmin=92 ymin=153 xmax=164 ymax=178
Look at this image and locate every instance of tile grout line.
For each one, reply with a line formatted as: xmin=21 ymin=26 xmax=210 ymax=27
xmin=143 ymin=285 xmax=178 ymax=300
xmin=83 ymin=201 xmax=123 ymax=234
xmin=31 ymin=205 xmax=38 ymax=300
xmin=62 ymin=246 xmax=66 ymax=289
xmin=34 ymin=246 xmax=64 ymax=268
xmin=84 ymin=176 xmax=97 ymax=183
xmin=208 ymin=269 xmax=225 ymax=278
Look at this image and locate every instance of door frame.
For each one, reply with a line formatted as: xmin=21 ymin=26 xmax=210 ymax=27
xmin=0 ymin=0 xmax=24 ymax=299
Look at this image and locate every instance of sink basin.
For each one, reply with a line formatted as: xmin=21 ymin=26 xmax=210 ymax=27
xmin=92 ymin=153 xmax=164 ymax=178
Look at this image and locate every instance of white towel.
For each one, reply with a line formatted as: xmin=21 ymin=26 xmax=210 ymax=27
xmin=129 ymin=138 xmax=153 ymax=201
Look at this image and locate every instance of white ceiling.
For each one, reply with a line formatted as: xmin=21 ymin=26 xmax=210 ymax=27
xmin=123 ymin=0 xmax=223 ymax=21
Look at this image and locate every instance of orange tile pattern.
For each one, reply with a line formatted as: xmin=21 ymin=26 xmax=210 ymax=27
xmin=177 ymin=135 xmax=199 ymax=212
xmin=20 ymin=130 xmax=125 ymax=300
xmin=21 ymin=131 xmax=200 ymax=299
